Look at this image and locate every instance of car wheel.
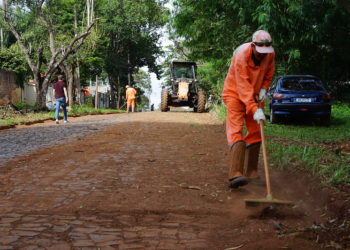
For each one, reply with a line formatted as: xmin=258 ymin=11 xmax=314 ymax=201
xmin=270 ymin=108 xmax=278 ymax=124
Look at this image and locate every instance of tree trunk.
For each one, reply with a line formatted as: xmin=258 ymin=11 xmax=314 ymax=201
xmin=60 ymin=64 xmax=75 ymax=107
xmin=0 ymin=28 xmax=3 ymax=50
xmin=95 ymin=75 xmax=99 ymax=109
xmin=75 ymin=64 xmax=81 ymax=104
xmin=117 ymin=75 xmax=121 ymax=109
xmin=67 ymin=66 xmax=74 ymax=107
xmin=109 ymin=75 xmax=117 ymax=109
xmin=34 ymin=72 xmax=44 ymax=106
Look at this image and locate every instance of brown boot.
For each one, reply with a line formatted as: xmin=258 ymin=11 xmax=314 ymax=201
xmin=244 ymin=142 xmax=261 ymax=179
xmin=228 ymin=141 xmax=248 ymax=188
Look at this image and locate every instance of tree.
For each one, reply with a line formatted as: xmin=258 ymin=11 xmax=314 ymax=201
xmin=171 ymin=0 xmax=350 ymax=100
xmin=0 ymin=45 xmax=29 ymax=86
xmin=134 ymin=69 xmax=152 ymax=97
xmin=50 ymin=0 xmax=100 ymax=106
xmin=1 ymin=0 xmax=94 ymax=107
xmin=98 ymin=0 xmax=168 ymax=108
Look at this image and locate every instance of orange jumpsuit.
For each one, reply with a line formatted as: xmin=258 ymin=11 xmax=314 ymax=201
xmin=222 ymin=43 xmax=275 ymax=145
xmin=126 ymin=87 xmax=137 ymax=112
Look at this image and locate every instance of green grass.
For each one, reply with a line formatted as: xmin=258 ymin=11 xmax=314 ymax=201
xmin=0 ymin=104 xmax=124 ymax=127
xmin=211 ymin=104 xmax=227 ymax=121
xmin=70 ymin=104 xmax=124 ymax=116
xmin=264 ymin=103 xmax=350 ymax=142
xmin=268 ymin=142 xmax=349 ymax=185
xmin=212 ymin=103 xmax=350 ymax=185
xmin=0 ymin=112 xmax=53 ymax=126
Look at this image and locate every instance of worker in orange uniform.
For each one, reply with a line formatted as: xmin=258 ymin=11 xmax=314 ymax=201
xmin=125 ymin=85 xmax=137 ymax=113
xmin=222 ymin=30 xmax=275 ymax=189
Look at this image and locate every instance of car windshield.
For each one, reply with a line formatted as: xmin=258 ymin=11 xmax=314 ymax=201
xmin=281 ymin=78 xmax=325 ymax=91
xmin=173 ymin=66 xmax=194 ymax=79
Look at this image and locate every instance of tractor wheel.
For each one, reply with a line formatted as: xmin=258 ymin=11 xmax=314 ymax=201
xmin=161 ymin=89 xmax=169 ymax=112
xmin=197 ymin=91 xmax=206 ymax=113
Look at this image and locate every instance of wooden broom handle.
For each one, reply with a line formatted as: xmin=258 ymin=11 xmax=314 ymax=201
xmin=259 ymin=120 xmax=272 ymax=199
xmin=257 ymin=99 xmax=273 ymax=199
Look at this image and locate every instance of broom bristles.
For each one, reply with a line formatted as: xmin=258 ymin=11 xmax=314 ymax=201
xmin=245 ymin=198 xmax=294 ymax=207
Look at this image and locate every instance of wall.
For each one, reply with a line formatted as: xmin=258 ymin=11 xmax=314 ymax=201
xmin=22 ymin=82 xmax=37 ymax=105
xmin=0 ymin=69 xmax=21 ymax=105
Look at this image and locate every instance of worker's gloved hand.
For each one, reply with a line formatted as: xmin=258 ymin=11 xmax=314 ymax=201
xmin=258 ymin=88 xmax=267 ymax=101
xmin=253 ymin=108 xmax=266 ymax=123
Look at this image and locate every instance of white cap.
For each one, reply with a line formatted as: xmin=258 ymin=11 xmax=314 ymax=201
xmin=252 ymin=30 xmax=274 ymax=54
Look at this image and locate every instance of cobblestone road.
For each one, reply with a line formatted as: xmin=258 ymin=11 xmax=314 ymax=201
xmin=0 ymin=212 xmax=214 ymax=249
xmin=0 ymin=115 xmax=126 ymax=166
xmin=0 ymin=112 xmax=325 ymax=249
xmin=0 ymin=113 xmax=238 ymax=249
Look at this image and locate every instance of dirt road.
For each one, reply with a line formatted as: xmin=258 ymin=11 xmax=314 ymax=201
xmin=0 ymin=112 xmax=348 ymax=249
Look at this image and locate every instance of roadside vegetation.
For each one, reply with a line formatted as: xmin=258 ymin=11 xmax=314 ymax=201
xmin=212 ymin=103 xmax=350 ymax=186
xmin=0 ymin=104 xmax=124 ymax=127
xmin=0 ymin=0 xmax=167 ymax=110
xmin=168 ymin=1 xmax=350 ymax=187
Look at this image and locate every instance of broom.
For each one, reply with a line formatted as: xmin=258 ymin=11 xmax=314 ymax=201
xmin=245 ymin=117 xmax=294 ymax=207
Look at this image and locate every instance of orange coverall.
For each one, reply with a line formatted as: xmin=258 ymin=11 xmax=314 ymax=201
xmin=222 ymin=43 xmax=275 ymax=145
xmin=126 ymin=87 xmax=137 ymax=112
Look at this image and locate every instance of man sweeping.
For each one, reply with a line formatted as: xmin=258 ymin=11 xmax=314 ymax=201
xmin=125 ymin=85 xmax=137 ymax=113
xmin=222 ymin=30 xmax=275 ymax=189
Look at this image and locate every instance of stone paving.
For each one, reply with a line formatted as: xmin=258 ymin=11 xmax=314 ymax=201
xmin=0 ymin=113 xmax=224 ymax=249
xmin=0 ymin=115 xmax=124 ymax=166
xmin=0 ymin=112 xmax=331 ymax=249
xmin=0 ymin=212 xmax=211 ymax=249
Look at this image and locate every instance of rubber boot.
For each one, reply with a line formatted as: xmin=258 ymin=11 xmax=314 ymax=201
xmin=228 ymin=141 xmax=248 ymax=188
xmin=244 ymin=142 xmax=261 ymax=179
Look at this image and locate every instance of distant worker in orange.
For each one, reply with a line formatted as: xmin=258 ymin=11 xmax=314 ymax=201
xmin=125 ymin=85 xmax=137 ymax=113
xmin=222 ymin=30 xmax=275 ymax=189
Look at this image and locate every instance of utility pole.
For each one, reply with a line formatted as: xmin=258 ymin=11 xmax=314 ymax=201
xmin=117 ymin=76 xmax=121 ymax=109
xmin=95 ymin=75 xmax=99 ymax=109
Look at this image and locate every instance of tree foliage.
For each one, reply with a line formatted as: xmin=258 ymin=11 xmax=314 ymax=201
xmin=0 ymin=45 xmax=29 ymax=86
xmin=1 ymin=0 xmax=167 ymax=108
xmin=171 ymin=0 xmax=350 ymax=100
xmin=94 ymin=0 xmax=168 ymax=107
xmin=98 ymin=0 xmax=168 ymax=78
xmin=1 ymin=0 xmax=95 ymax=107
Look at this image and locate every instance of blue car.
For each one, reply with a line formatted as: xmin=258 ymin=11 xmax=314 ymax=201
xmin=267 ymin=75 xmax=332 ymax=126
